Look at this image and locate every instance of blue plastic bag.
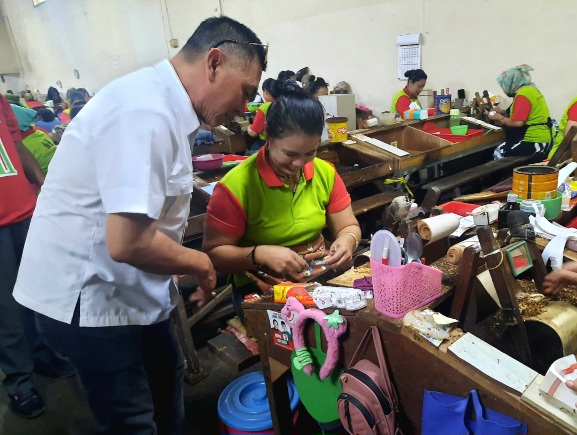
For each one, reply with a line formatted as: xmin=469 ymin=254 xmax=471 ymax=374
xmin=422 ymin=390 xmax=527 ymax=435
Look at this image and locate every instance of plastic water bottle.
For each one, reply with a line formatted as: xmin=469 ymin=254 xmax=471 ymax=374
xmin=562 ymin=189 xmax=571 ymax=212
xmin=449 ymin=109 xmax=461 ymax=128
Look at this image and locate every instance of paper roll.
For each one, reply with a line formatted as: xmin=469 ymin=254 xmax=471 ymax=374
xmin=446 ymin=236 xmax=480 ymax=265
xmin=417 ymin=213 xmax=460 ymax=243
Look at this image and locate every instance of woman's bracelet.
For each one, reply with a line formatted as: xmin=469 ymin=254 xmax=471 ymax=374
xmin=246 ymin=245 xmax=260 ymax=269
xmin=337 ymin=232 xmax=359 ymax=249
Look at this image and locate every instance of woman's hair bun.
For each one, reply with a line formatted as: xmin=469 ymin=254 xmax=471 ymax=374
xmin=404 ymin=70 xmax=414 ymax=78
xmin=270 ymin=78 xmax=302 ymax=98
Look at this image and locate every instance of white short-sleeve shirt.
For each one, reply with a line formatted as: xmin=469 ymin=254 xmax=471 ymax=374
xmin=14 ymin=60 xmax=199 ymax=326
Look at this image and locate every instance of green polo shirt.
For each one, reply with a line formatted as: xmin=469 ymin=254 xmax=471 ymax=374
xmin=21 ymin=128 xmax=56 ymax=174
xmin=511 ymin=86 xmax=551 ymax=143
xmin=206 ymin=146 xmax=351 ymax=287
xmin=257 ymin=101 xmax=272 ymax=141
xmin=549 ymin=96 xmax=577 ymax=158
xmin=391 ymin=88 xmax=420 ymax=115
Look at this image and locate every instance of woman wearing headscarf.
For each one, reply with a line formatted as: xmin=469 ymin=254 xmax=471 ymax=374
xmin=488 ymin=64 xmax=553 ymax=159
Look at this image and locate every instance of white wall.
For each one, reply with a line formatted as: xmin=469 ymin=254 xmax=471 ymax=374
xmin=1 ymin=0 xmax=576 ymax=119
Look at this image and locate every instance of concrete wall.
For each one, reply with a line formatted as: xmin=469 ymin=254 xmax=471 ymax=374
xmin=0 ymin=0 xmax=575 ymax=118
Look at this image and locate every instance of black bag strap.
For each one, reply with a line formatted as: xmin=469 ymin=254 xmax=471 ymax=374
xmin=348 ymin=326 xmax=399 ymax=410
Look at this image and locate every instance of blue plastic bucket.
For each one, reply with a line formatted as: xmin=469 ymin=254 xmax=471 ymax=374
xmin=218 ymin=371 xmax=299 ymax=434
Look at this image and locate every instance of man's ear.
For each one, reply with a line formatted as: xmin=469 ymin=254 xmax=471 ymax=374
xmin=206 ymin=48 xmax=222 ymax=81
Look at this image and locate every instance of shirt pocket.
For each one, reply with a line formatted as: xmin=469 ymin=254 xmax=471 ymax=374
xmin=166 ymin=174 xmax=193 ymax=196
xmin=161 ymin=174 xmax=193 ymax=219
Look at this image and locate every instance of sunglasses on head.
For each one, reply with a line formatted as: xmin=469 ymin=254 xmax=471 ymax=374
xmin=211 ymin=39 xmax=268 ymax=67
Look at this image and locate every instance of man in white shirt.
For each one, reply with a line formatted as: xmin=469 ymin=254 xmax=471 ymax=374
xmin=13 ymin=16 xmax=266 ymax=435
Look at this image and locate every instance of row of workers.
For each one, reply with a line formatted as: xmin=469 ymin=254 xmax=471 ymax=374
xmin=391 ymin=65 xmax=576 ymax=161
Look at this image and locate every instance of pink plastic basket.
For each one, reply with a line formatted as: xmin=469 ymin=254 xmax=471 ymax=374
xmin=370 ymin=259 xmax=442 ymax=318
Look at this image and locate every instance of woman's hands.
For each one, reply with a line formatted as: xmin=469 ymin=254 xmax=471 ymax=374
xmin=254 ymin=245 xmax=309 ymax=278
xmin=490 ymin=106 xmax=506 ymax=116
xmin=487 ymin=111 xmax=506 ymax=124
xmin=323 ymin=234 xmax=355 ymax=270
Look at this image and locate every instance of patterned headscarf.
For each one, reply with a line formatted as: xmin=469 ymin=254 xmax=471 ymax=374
xmin=496 ymin=64 xmax=535 ymax=97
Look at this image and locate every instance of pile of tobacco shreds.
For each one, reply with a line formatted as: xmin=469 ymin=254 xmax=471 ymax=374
xmin=430 ymin=256 xmax=459 ymax=287
xmin=514 ymin=280 xmax=577 ymax=318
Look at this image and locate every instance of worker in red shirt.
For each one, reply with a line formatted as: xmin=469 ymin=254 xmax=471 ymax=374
xmin=0 ymin=94 xmax=74 ymax=419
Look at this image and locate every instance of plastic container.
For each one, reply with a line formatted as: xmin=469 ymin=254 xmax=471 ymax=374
xmin=218 ymin=371 xmax=299 ymax=434
xmin=439 ymin=201 xmax=477 ymax=216
xmin=428 ymin=128 xmax=484 ymax=143
xmin=378 ymin=112 xmax=396 ymax=126
xmin=370 ymin=259 xmax=442 ymax=318
xmin=519 ymin=199 xmax=545 ymax=218
xmin=449 ymin=109 xmax=461 ymax=128
xmin=450 ymin=125 xmax=469 ymax=136
xmin=192 ymin=153 xmax=224 ymax=171
xmin=247 ymin=102 xmax=262 ymax=113
xmin=326 ymin=117 xmax=348 ymax=142
xmin=512 ymin=165 xmax=559 ymax=200
xmin=540 ymin=192 xmax=563 ymax=220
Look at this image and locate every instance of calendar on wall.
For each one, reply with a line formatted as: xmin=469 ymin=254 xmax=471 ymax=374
xmin=396 ymin=33 xmax=422 ymax=80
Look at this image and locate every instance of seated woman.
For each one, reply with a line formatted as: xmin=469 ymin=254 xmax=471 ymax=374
xmin=306 ymin=76 xmax=329 ymax=98
xmin=45 ymin=86 xmax=63 ymax=108
xmin=203 ymin=80 xmax=360 ymax=318
xmin=10 ymin=104 xmax=57 ymax=174
xmin=35 ymin=108 xmax=63 ymax=132
xmin=391 ymin=69 xmax=427 ymax=116
xmin=488 ymin=64 xmax=553 ymax=159
xmin=548 ymin=96 xmax=577 ymax=158
xmin=246 ymin=78 xmax=275 ymax=153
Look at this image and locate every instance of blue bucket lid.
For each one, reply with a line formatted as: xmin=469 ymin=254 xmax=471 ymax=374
xmin=218 ymin=371 xmax=299 ymax=431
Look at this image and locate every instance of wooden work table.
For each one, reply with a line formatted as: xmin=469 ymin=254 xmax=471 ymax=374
xmin=350 ymin=115 xmax=506 ymax=177
xmin=243 ymin=259 xmax=571 ymax=435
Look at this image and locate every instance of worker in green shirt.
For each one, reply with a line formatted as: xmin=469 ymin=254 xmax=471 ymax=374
xmin=488 ymin=64 xmax=553 ymax=159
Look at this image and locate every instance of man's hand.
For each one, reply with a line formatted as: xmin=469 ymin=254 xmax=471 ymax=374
xmin=192 ymin=252 xmax=216 ymax=293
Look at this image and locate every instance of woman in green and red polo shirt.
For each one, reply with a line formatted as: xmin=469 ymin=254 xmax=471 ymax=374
xmin=203 ymin=80 xmax=360 ymax=318
xmin=246 ymin=78 xmax=275 ymax=153
xmin=391 ymin=69 xmax=427 ymax=116
xmin=488 ymin=64 xmax=553 ymax=159
xmin=548 ymin=96 xmax=577 ymax=158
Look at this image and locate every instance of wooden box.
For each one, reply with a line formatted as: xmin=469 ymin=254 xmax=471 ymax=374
xmin=412 ymin=117 xmax=506 ymax=152
xmin=316 ymin=142 xmax=395 ymax=187
xmin=363 ymin=125 xmax=452 ymax=170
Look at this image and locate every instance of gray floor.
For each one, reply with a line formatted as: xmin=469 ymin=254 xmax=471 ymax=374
xmin=0 ymin=344 xmax=260 ymax=435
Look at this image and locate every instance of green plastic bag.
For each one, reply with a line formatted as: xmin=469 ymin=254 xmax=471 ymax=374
xmin=291 ymin=323 xmax=343 ymax=424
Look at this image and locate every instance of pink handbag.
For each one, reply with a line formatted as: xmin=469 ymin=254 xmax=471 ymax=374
xmin=337 ymin=326 xmax=402 ymax=435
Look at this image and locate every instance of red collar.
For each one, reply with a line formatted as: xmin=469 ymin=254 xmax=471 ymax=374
xmin=256 ymin=145 xmax=315 ymax=187
xmin=403 ymin=86 xmax=411 ymax=96
xmin=21 ymin=127 xmax=35 ymax=139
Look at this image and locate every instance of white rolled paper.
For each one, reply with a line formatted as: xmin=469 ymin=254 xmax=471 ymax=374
xmin=417 ymin=213 xmax=461 ymax=243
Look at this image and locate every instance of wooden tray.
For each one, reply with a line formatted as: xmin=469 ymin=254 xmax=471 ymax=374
xmin=316 ymin=142 xmax=395 ymax=187
xmin=360 ymin=125 xmax=452 ymax=170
